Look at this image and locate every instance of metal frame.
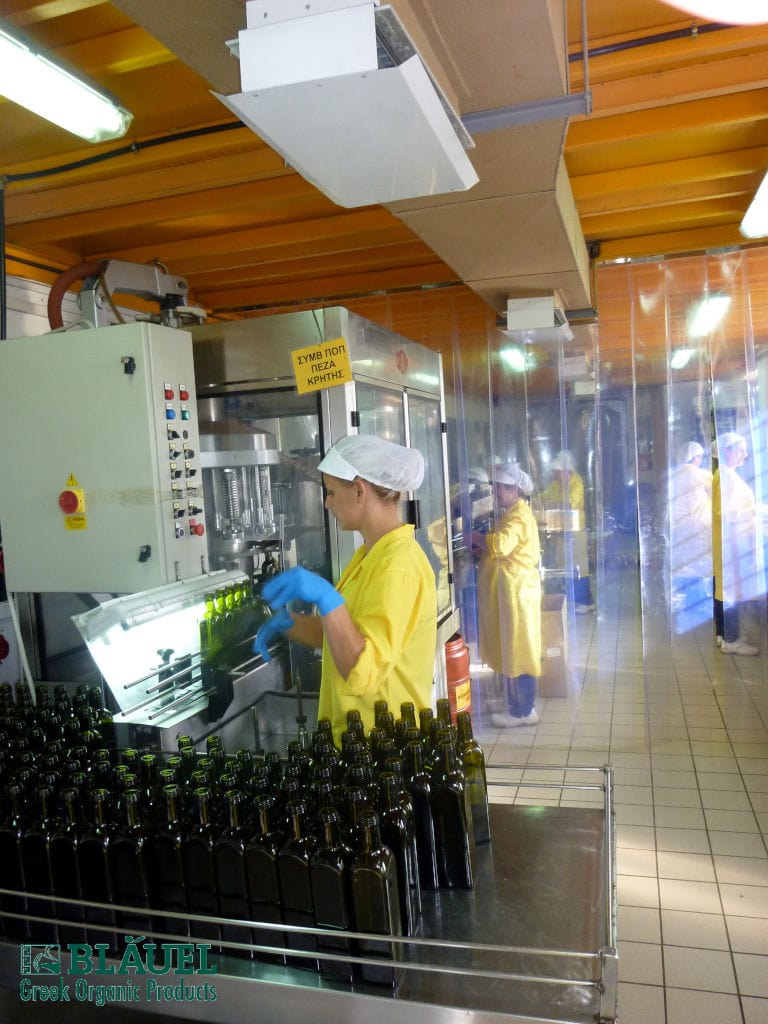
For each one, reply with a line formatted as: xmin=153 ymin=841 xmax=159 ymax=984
xmin=0 ymin=765 xmax=616 ymax=1024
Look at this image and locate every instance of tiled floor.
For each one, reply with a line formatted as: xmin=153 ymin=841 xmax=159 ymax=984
xmin=474 ymin=567 xmax=768 ymax=1024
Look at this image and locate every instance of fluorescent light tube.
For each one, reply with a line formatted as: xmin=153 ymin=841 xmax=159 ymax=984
xmin=688 ymin=295 xmax=730 ymax=338
xmin=740 ymin=169 xmax=768 ymax=239
xmin=0 ymin=22 xmax=132 ymax=142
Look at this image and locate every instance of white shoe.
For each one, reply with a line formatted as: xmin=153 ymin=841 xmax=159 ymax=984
xmin=575 ymin=603 xmax=595 ymax=615
xmin=491 ymin=709 xmax=540 ymax=728
xmin=715 ymin=635 xmax=723 ymax=647
xmin=720 ymin=639 xmax=759 ymax=657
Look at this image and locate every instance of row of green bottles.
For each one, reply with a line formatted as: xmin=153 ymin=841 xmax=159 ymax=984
xmin=199 ymin=580 xmax=271 ymax=677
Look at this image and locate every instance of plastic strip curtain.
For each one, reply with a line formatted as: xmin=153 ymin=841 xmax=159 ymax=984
xmin=448 ymin=299 xmax=599 ymax=727
xmin=599 ymin=249 xmax=767 ymax=678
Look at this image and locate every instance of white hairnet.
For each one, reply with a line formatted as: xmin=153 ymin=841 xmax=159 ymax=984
xmin=678 ymin=441 xmax=704 ymax=464
xmin=551 ymin=450 xmax=577 ymax=472
xmin=318 ymin=435 xmax=424 ymax=491
xmin=718 ymin=431 xmax=744 ymax=453
xmin=491 ymin=462 xmax=534 ymax=495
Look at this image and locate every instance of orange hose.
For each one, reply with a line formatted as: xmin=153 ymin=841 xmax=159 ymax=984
xmin=47 ymin=260 xmax=106 ymax=330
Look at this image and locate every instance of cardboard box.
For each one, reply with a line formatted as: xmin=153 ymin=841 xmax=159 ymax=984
xmin=540 ymin=594 xmax=568 ymax=698
xmin=0 ymin=602 xmax=20 ymax=685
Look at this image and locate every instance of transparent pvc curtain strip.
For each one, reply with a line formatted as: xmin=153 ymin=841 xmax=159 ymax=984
xmin=596 ymin=250 xmax=767 ymax=684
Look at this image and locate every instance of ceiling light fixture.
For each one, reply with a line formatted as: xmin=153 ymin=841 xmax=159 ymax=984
xmin=670 ymin=348 xmax=695 ymax=369
xmin=500 ymin=346 xmax=527 ymax=372
xmin=0 ymin=20 xmax=132 ymax=142
xmin=658 ymin=0 xmax=768 ymax=23
xmin=687 ymin=295 xmax=731 ymax=338
xmin=740 ymin=168 xmax=768 ymax=239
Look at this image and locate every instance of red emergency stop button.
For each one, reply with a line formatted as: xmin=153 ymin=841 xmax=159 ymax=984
xmin=179 ymin=388 xmax=190 ymax=401
xmin=59 ymin=488 xmax=84 ymax=514
xmin=189 ymin=520 xmax=205 ymax=537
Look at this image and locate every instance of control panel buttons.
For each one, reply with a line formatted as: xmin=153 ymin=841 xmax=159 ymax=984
xmin=180 ymin=407 xmax=190 ymax=421
xmin=175 ymin=526 xmax=186 ymax=539
xmin=179 ymin=387 xmax=190 ymax=401
xmin=189 ymin=519 xmax=205 ymax=537
xmin=164 ymin=387 xmax=175 ymax=400
xmin=165 ymin=406 xmax=176 ymax=420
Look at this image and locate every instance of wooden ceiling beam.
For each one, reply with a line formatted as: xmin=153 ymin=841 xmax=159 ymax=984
xmin=1 ymin=0 xmax=104 ymax=26
xmin=566 ymin=90 xmax=768 ymax=150
xmin=8 ymin=175 xmax=328 ymax=245
xmin=579 ymin=51 xmax=768 ymax=120
xmin=92 ymin=209 xmax=412 ymax=270
xmin=198 ymin=265 xmax=460 ymax=312
xmin=4 ymin=140 xmax=290 ymax=222
xmin=190 ymin=241 xmax=442 ymax=289
xmin=569 ymin=24 xmax=768 ymax=88
xmin=596 ymin=223 xmax=751 ymax=261
xmin=571 ymin=146 xmax=768 ymax=204
xmin=583 ymin=198 xmax=744 ymax=240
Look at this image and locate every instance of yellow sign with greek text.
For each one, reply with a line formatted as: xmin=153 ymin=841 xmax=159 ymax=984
xmin=291 ymin=337 xmax=352 ymax=395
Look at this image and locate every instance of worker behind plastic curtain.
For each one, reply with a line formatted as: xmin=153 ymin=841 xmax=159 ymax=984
xmin=471 ymin=462 xmax=542 ymax=727
xmin=253 ymin=434 xmax=437 ymax=741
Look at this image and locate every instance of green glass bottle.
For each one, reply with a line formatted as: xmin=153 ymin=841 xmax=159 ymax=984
xmin=20 ymin=785 xmax=58 ymax=943
xmin=110 ymin=788 xmax=154 ymax=943
xmin=78 ymin=788 xmax=118 ymax=952
xmin=49 ymin=787 xmax=87 ymax=945
xmin=154 ymin=784 xmax=189 ymax=937
xmin=245 ymin=793 xmax=285 ymax=965
xmin=350 ymin=809 xmax=403 ymax=987
xmin=403 ymin=740 xmax=439 ymax=890
xmin=431 ymin=740 xmax=475 ymax=889
xmin=214 ymin=789 xmax=252 ymax=957
xmin=181 ymin=787 xmax=220 ymax=944
xmin=277 ymin=799 xmax=318 ymax=971
xmin=310 ymin=807 xmax=355 ymax=983
xmin=456 ymin=711 xmax=491 ymax=845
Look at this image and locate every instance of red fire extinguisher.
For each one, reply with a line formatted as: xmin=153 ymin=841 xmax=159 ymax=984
xmin=444 ymin=633 xmax=471 ymax=722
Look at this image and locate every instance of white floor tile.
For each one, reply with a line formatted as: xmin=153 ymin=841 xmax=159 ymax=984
xmin=661 ymin=909 xmax=729 ymax=949
xmin=741 ymin=996 xmax=768 ymax=1024
xmin=618 ymin=905 xmax=662 ymax=943
xmin=655 ymin=827 xmax=711 ymax=854
xmin=657 ymin=851 xmax=715 ymax=882
xmin=663 ymin=945 xmax=737 ymax=992
xmin=659 ymin=878 xmax=721 ymax=914
xmin=734 ymin=953 xmax=768 ymax=997
xmin=618 ymin=940 xmax=663 ymax=984
xmin=719 ymin=883 xmax=768 ymax=918
xmin=666 ymin=987 xmax=743 ymax=1024
xmin=714 ymin=856 xmax=768 ymax=886
xmin=727 ymin=915 xmax=768 ymax=954
xmin=616 ymin=982 xmax=665 ymax=1024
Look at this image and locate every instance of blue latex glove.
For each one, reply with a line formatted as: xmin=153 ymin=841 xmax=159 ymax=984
xmin=262 ymin=566 xmax=344 ymax=617
xmin=253 ymin=607 xmax=293 ymax=662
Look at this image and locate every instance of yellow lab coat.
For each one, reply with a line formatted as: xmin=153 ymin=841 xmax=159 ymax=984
xmin=477 ymin=499 xmax=542 ymax=678
xmin=319 ymin=523 xmax=437 ymax=743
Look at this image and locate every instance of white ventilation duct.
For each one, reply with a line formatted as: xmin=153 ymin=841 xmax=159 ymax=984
xmin=214 ymin=0 xmax=479 ymax=208
xmin=500 ymin=295 xmax=574 ymax=344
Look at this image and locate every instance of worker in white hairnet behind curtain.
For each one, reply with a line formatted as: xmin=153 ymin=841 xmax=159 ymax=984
xmin=471 ymin=463 xmax=542 ymax=728
xmin=253 ymin=434 xmax=437 ymax=742
xmin=667 ymin=441 xmax=713 ymax=634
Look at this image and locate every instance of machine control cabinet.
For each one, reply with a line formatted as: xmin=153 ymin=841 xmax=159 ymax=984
xmin=0 ymin=322 xmax=207 ymax=593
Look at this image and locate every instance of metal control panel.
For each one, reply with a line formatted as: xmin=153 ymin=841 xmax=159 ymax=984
xmin=0 ymin=322 xmax=207 ymax=593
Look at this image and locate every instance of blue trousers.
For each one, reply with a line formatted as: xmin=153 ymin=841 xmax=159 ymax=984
xmin=505 ymin=674 xmax=536 ymax=716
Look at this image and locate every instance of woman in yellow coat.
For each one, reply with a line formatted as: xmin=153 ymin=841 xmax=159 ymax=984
xmin=471 ymin=463 xmax=541 ymax=728
xmin=254 ymin=434 xmax=437 ymax=742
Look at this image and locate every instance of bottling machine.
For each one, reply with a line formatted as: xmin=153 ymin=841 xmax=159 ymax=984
xmin=0 ymin=275 xmax=457 ymax=752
